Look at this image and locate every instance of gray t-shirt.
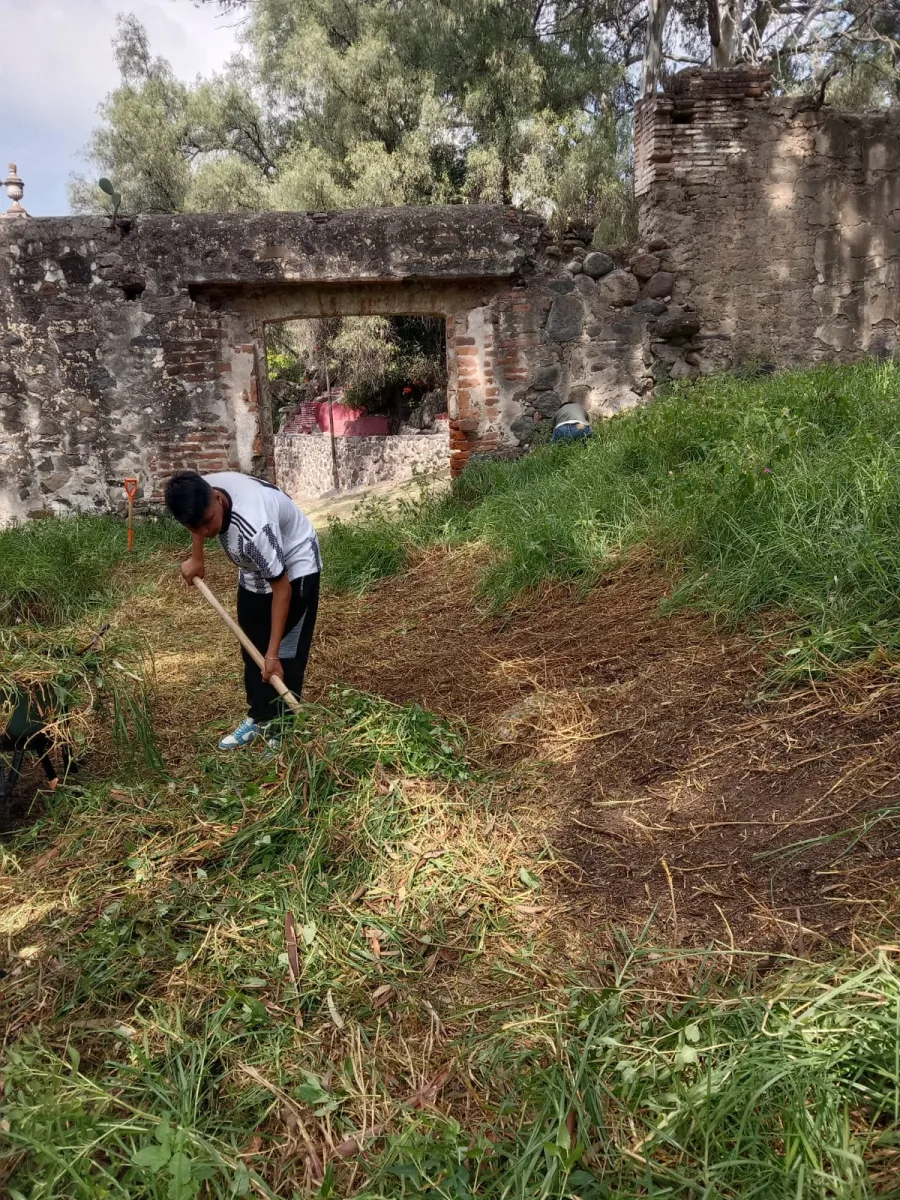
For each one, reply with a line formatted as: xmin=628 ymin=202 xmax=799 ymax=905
xmin=553 ymin=402 xmax=590 ymax=429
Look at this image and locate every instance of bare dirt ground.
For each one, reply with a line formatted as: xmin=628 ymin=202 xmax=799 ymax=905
xmin=311 ymin=547 xmax=900 ymax=954
xmin=37 ymin=541 xmax=899 ymax=960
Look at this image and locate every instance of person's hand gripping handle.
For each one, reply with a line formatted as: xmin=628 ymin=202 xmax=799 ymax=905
xmin=191 ymin=577 xmax=302 ymax=714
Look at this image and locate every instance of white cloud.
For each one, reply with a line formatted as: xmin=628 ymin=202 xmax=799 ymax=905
xmin=0 ymin=0 xmax=239 ymax=213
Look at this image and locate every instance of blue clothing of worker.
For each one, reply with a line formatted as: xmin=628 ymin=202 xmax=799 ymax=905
xmin=551 ymin=402 xmax=593 ymax=443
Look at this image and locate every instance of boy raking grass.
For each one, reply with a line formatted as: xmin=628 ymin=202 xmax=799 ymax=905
xmin=165 ymin=470 xmax=321 ymax=750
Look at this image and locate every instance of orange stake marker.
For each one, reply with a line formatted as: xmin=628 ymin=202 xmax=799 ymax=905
xmin=123 ymin=477 xmax=138 ymax=552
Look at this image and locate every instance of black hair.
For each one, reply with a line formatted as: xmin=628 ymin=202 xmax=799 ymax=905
xmin=164 ymin=471 xmax=214 ymax=529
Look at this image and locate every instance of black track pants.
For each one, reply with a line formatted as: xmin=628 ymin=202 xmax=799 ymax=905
xmin=236 ymin=574 xmax=320 ymax=724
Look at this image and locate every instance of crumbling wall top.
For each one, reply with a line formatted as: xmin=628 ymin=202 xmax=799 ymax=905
xmin=0 ymin=205 xmax=547 ymax=287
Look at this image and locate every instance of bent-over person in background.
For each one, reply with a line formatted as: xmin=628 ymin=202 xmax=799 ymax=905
xmin=551 ymin=401 xmax=594 ymax=444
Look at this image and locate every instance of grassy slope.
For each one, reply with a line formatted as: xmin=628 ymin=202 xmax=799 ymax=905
xmin=2 ymin=364 xmax=900 ymax=1196
xmin=326 ymin=361 xmax=900 ymax=676
xmin=0 ymin=514 xmax=182 ymax=626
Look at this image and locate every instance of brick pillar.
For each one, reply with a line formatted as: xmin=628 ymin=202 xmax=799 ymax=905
xmin=246 ymin=332 xmax=276 ymax=481
xmin=634 ymin=66 xmax=773 ymax=202
xmin=148 ymin=312 xmax=238 ymax=502
xmin=447 ymin=305 xmax=501 ymax=477
xmin=217 ymin=314 xmax=274 ymax=482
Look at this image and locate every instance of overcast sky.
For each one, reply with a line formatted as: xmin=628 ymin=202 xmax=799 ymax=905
xmin=0 ymin=0 xmax=240 ymax=216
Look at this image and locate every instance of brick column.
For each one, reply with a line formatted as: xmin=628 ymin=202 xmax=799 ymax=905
xmin=447 ymin=305 xmax=505 ymax=476
xmin=149 ymin=312 xmax=239 ymax=502
xmin=635 ymin=66 xmax=773 ymax=202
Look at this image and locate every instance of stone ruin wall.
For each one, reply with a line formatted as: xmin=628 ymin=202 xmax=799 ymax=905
xmin=636 ymin=68 xmax=900 ymax=376
xmin=275 ymin=430 xmax=449 ymax=501
xmin=0 ymin=207 xmax=661 ymax=522
xmin=0 ymin=71 xmax=897 ymax=523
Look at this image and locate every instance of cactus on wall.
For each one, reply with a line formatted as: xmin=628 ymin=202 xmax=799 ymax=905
xmin=98 ymin=178 xmax=122 ymax=224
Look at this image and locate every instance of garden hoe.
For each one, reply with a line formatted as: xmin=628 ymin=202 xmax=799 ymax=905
xmin=191 ymin=577 xmax=302 ymax=714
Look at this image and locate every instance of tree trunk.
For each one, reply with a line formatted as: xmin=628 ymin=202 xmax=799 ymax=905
xmin=642 ymin=0 xmax=674 ymax=95
xmin=745 ymin=0 xmax=772 ymax=62
xmin=710 ymin=0 xmax=744 ymax=66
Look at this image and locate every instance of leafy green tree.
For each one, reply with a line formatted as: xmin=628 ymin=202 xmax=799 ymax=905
xmin=70 ymin=16 xmax=191 ymax=213
xmin=72 ymin=1 xmax=637 ymax=230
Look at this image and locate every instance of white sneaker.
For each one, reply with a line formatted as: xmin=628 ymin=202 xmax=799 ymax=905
xmin=218 ymin=717 xmax=259 ymax=750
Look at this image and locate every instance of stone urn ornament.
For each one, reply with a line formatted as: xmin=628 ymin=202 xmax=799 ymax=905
xmin=2 ymin=163 xmax=27 ymax=217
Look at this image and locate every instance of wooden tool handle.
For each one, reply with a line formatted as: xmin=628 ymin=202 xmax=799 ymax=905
xmin=192 ymin=576 xmax=302 ymax=714
xmin=124 ymin=478 xmax=138 ymax=553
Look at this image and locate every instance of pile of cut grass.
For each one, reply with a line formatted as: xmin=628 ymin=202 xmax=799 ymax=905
xmin=0 ymin=624 xmax=164 ymax=784
xmin=2 ymin=688 xmax=900 ymax=1197
xmin=324 ymin=360 xmax=900 ymax=675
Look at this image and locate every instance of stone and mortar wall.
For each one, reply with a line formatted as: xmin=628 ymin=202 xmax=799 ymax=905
xmin=0 ymin=205 xmax=697 ymax=518
xmin=0 ymin=207 xmax=546 ymax=523
xmin=483 ymin=239 xmax=678 ymax=455
xmin=636 ymin=68 xmax=900 ymax=375
xmin=213 ymin=268 xmax=667 ymax=480
xmin=0 ymin=216 xmax=270 ymax=524
xmin=275 ymin=430 xmax=449 ymax=500
xmin=4 ymin=88 xmax=896 ymax=526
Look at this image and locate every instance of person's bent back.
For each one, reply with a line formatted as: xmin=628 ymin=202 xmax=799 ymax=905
xmin=551 ymin=402 xmax=593 ymax=444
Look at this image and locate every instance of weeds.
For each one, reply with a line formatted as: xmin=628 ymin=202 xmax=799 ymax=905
xmin=0 ymin=514 xmax=184 ymax=625
xmin=0 ymin=690 xmax=517 ymax=1197
xmin=323 ymin=360 xmax=900 ymax=675
xmin=6 ymin=363 xmax=900 ymax=1195
xmin=3 ymin=681 xmax=900 ymax=1197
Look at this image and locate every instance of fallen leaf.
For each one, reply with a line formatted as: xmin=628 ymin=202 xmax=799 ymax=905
xmin=69 ymin=1020 xmax=136 ymax=1039
xmin=365 ymin=927 xmax=382 ymax=961
xmin=566 ymin=1110 xmax=577 ymax=1142
xmin=407 ymin=848 xmax=446 ymax=886
xmin=405 ymin=1069 xmax=451 ymax=1111
xmin=350 ymin=885 xmax=368 ymax=902
xmin=326 ymin=989 xmax=345 ymax=1030
xmin=34 ymin=846 xmax=60 ymax=869
xmin=284 ymin=913 xmax=301 ymax=984
xmin=372 ymin=984 xmax=393 ymax=1007
xmin=109 ymin=789 xmax=129 ymax=801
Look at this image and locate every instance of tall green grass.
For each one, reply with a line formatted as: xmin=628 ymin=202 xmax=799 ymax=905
xmin=0 ymin=515 xmax=185 ymax=626
xmin=323 ymin=361 xmax=900 ymax=673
